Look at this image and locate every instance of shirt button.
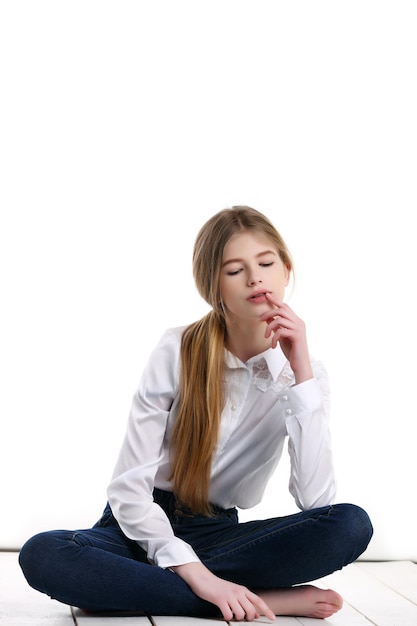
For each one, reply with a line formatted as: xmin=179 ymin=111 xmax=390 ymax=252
xmin=282 ymin=395 xmax=288 ymax=401
xmin=286 ymin=408 xmax=292 ymax=415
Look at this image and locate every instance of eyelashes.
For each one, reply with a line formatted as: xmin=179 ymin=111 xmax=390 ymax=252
xmin=226 ymin=262 xmax=274 ymax=276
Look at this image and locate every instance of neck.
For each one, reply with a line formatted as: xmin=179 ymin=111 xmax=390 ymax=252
xmin=225 ymin=319 xmax=271 ymax=363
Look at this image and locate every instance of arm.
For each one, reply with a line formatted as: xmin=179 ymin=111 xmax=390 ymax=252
xmin=285 ymin=367 xmax=337 ymax=509
xmin=107 ymin=328 xmax=200 ymax=567
xmin=260 ymin=296 xmax=336 ymax=508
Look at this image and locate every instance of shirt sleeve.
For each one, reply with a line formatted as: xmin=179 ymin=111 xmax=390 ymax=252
xmin=285 ymin=360 xmax=337 ymax=510
xmin=106 ymin=328 xmax=201 ymax=568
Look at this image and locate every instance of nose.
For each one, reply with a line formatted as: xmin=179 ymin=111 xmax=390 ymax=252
xmin=248 ymin=272 xmax=262 ymax=286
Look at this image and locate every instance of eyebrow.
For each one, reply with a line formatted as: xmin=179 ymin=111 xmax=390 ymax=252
xmin=222 ymin=249 xmax=277 ymax=267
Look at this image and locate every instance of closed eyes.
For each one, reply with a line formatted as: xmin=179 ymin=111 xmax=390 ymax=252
xmin=226 ymin=262 xmax=274 ymax=276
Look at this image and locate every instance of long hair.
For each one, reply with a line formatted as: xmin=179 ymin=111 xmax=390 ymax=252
xmin=170 ymin=206 xmax=293 ymax=514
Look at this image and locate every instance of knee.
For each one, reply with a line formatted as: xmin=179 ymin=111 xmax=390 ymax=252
xmin=19 ymin=531 xmax=62 ymax=593
xmin=332 ymin=503 xmax=373 ymax=562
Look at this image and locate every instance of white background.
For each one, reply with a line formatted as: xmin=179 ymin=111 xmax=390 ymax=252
xmin=1 ymin=1 xmax=416 ymax=561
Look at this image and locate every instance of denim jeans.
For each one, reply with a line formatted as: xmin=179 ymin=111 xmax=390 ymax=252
xmin=19 ymin=489 xmax=373 ymax=617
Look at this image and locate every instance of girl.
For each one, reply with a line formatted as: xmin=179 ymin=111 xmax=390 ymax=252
xmin=20 ymin=206 xmax=373 ymax=622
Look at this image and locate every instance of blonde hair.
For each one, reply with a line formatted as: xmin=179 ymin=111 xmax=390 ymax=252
xmin=170 ymin=206 xmax=293 ymax=514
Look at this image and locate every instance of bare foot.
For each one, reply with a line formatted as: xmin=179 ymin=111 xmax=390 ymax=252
xmin=259 ymin=584 xmax=343 ymax=619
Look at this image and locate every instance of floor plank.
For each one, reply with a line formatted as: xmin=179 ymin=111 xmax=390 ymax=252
xmin=72 ymin=608 xmax=152 ymax=626
xmin=150 ymin=618 xmax=227 ymax=625
xmin=234 ymin=617 xmax=298 ymax=625
xmin=357 ymin=561 xmax=417 ymax=605
xmin=318 ymin=562 xmax=417 ymax=626
xmin=73 ymin=607 xmax=152 ymax=624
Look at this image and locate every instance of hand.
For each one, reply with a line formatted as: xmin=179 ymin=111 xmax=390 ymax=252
xmin=259 ymin=293 xmax=313 ymax=384
xmin=172 ymin=562 xmax=275 ymax=622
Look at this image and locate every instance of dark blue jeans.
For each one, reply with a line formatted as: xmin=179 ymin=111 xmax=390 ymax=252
xmin=19 ymin=490 xmax=373 ymax=617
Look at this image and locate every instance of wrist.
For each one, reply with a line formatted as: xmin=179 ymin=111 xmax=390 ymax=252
xmin=171 ymin=561 xmax=212 ymax=584
xmin=291 ymin=361 xmax=313 ymax=384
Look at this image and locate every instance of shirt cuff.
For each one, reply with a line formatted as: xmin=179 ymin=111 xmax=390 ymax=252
xmin=147 ymin=536 xmax=201 ymax=569
xmin=282 ymin=378 xmax=323 ymax=427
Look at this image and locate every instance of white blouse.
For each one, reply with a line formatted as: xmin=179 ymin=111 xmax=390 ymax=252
xmin=107 ymin=326 xmax=336 ymax=569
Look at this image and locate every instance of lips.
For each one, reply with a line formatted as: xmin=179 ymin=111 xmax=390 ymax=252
xmin=248 ymin=291 xmax=269 ymax=301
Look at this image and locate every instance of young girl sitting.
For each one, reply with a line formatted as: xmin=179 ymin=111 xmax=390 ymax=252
xmin=19 ymin=206 xmax=373 ymax=621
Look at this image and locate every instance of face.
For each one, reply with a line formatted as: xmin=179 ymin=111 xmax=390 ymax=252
xmin=220 ymin=231 xmax=290 ymax=323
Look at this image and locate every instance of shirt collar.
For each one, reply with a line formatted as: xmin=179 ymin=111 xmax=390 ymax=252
xmin=225 ymin=345 xmax=288 ymax=381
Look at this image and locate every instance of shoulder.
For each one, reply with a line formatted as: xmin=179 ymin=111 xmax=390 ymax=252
xmin=154 ymin=325 xmax=187 ymax=349
xmin=139 ymin=327 xmax=188 ymax=392
xmin=147 ymin=325 xmax=189 ymax=362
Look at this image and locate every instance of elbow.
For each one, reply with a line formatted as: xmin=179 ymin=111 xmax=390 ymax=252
xmin=291 ymin=478 xmax=337 ymax=511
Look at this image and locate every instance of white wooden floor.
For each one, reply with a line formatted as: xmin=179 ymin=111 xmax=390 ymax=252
xmin=1 ymin=551 xmax=417 ymax=625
